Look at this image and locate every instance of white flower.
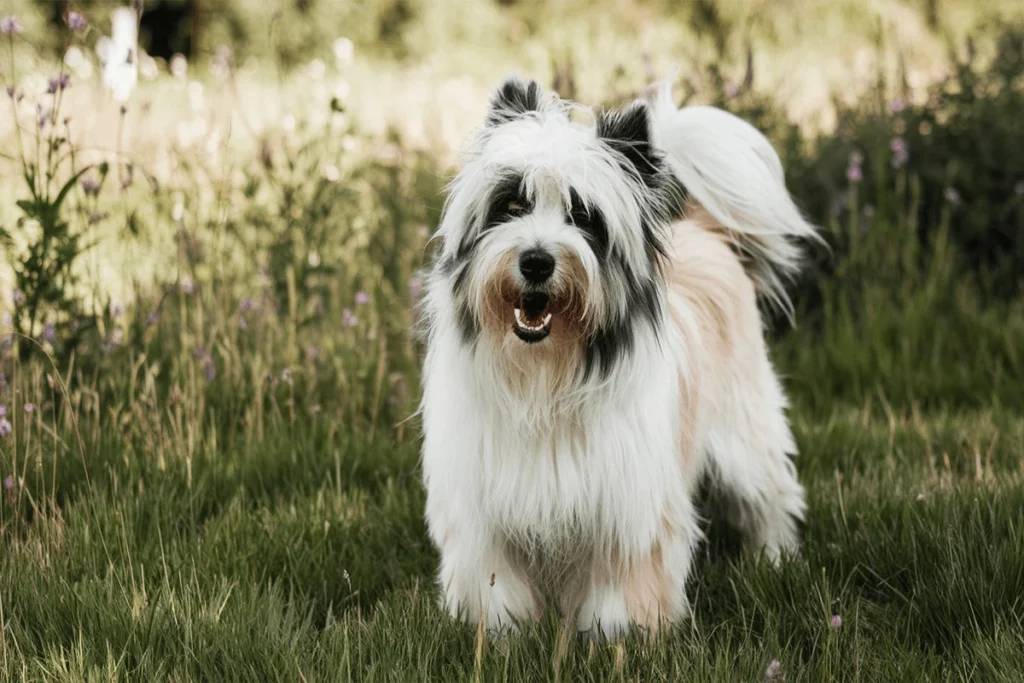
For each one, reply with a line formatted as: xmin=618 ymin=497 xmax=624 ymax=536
xmin=322 ymin=164 xmax=341 ymax=182
xmin=66 ymin=46 xmax=94 ymax=79
xmin=139 ymin=52 xmax=158 ymax=80
xmin=98 ymin=8 xmax=139 ymax=103
xmin=170 ymin=53 xmax=188 ymax=79
xmin=332 ymin=38 xmax=354 ymax=66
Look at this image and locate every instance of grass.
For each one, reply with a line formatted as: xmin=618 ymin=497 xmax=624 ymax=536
xmin=2 ymin=2 xmax=1024 ymax=681
xmin=1 ymin=372 xmax=1022 ymax=681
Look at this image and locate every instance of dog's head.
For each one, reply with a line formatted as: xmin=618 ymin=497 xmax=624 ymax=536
xmin=432 ymin=77 xmax=684 ymax=381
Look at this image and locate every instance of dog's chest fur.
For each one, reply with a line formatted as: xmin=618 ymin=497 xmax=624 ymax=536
xmin=469 ymin=366 xmax=686 ymax=561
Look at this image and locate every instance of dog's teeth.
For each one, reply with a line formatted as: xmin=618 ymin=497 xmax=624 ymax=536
xmin=513 ymin=306 xmax=552 ymax=334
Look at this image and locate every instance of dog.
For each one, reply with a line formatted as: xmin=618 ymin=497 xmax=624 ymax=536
xmin=418 ymin=76 xmax=817 ymax=638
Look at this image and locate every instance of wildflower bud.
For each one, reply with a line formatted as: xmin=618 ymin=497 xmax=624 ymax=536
xmin=1 ymin=15 xmax=24 ymax=36
xmin=67 ymin=12 xmax=87 ymax=31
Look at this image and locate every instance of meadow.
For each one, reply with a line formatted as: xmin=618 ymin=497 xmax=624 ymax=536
xmin=1 ymin=1 xmax=1023 ymax=680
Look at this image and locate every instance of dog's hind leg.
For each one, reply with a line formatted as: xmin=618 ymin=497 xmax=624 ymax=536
xmin=704 ymin=358 xmax=806 ymax=562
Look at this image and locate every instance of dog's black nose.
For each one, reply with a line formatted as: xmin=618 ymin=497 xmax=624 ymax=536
xmin=519 ymin=249 xmax=555 ymax=284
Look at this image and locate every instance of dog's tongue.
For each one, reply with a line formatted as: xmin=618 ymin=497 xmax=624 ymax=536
xmin=520 ymin=292 xmax=549 ymax=321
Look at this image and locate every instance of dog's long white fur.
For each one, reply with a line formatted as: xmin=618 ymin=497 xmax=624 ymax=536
xmin=420 ymin=78 xmax=813 ymax=639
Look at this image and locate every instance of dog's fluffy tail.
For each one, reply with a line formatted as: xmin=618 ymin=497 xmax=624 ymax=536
xmin=649 ymin=86 xmax=819 ymax=315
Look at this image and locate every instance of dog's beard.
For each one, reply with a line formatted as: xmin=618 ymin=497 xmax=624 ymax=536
xmin=469 ymin=248 xmax=597 ymax=394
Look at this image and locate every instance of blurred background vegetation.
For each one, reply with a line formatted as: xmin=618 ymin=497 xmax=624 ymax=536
xmin=4 ymin=0 xmax=1021 ymax=412
xmin=0 ymin=0 xmax=1020 ymax=433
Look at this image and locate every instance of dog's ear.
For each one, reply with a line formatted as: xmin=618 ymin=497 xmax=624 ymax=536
xmin=597 ymin=101 xmax=659 ymax=181
xmin=486 ymin=76 xmax=542 ymax=126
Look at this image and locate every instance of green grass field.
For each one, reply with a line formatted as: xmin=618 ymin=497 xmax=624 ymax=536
xmin=3 ymin=1 xmax=1024 ymax=680
xmin=1 ymin=352 xmax=1022 ymax=681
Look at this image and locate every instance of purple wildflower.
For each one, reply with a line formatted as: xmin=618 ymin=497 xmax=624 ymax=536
xmin=43 ymin=322 xmax=56 ymax=343
xmin=1 ymin=15 xmax=23 ymax=36
xmin=0 ymin=417 xmax=10 ymax=438
xmin=766 ymin=659 xmax=781 ymax=680
xmin=830 ymin=614 xmax=843 ymax=629
xmin=342 ymin=308 xmax=358 ymax=327
xmin=23 ymin=403 xmax=34 ymax=414
xmin=846 ymin=153 xmax=863 ymax=183
xmin=888 ymin=98 xmax=906 ymax=114
xmin=354 ymin=291 xmax=370 ymax=305
xmin=240 ymin=299 xmax=254 ymax=312
xmin=66 ymin=12 xmax=87 ymax=31
xmin=81 ymin=175 xmax=100 ymax=196
xmin=3 ymin=475 xmax=14 ymax=489
xmin=12 ymin=290 xmax=24 ymax=305
xmin=944 ymin=187 xmax=961 ymax=205
xmin=890 ymin=137 xmax=908 ymax=168
xmin=0 ymin=404 xmax=6 ymax=417
xmin=46 ymin=73 xmax=71 ymax=94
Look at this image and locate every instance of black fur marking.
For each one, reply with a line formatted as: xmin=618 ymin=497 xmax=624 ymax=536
xmin=452 ymin=261 xmax=471 ymax=295
xmin=454 ymin=172 xmax=531 ymax=265
xmin=583 ymin=259 xmax=662 ymax=379
xmin=456 ymin=301 xmax=479 ymax=343
xmin=486 ymin=78 xmax=541 ymax=126
xmin=580 ymin=102 xmax=693 ymax=378
xmin=567 ymin=188 xmax=609 ymax=262
xmin=596 ymin=102 xmax=660 ymax=184
xmin=483 ymin=173 xmax=532 ymax=230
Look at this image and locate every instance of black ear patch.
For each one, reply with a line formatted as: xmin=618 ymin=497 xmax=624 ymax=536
xmin=597 ymin=102 xmax=660 ymax=183
xmin=486 ymin=77 xmax=542 ymax=126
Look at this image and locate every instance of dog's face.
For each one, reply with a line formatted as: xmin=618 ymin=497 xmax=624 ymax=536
xmin=432 ymin=78 xmax=684 ymax=379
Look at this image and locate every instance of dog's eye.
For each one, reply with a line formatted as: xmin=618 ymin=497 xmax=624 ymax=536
xmin=568 ymin=193 xmax=593 ymax=228
xmin=570 ymin=205 xmax=593 ymax=228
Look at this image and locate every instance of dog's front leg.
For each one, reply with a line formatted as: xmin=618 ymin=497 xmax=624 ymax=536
xmin=575 ymin=503 xmax=700 ymax=639
xmin=432 ymin=516 xmax=540 ymax=632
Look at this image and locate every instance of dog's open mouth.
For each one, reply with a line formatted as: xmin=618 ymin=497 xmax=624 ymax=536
xmin=512 ymin=292 xmax=552 ymax=343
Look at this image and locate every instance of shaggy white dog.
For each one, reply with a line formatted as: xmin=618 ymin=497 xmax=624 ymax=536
xmin=418 ymin=76 xmax=816 ymax=638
